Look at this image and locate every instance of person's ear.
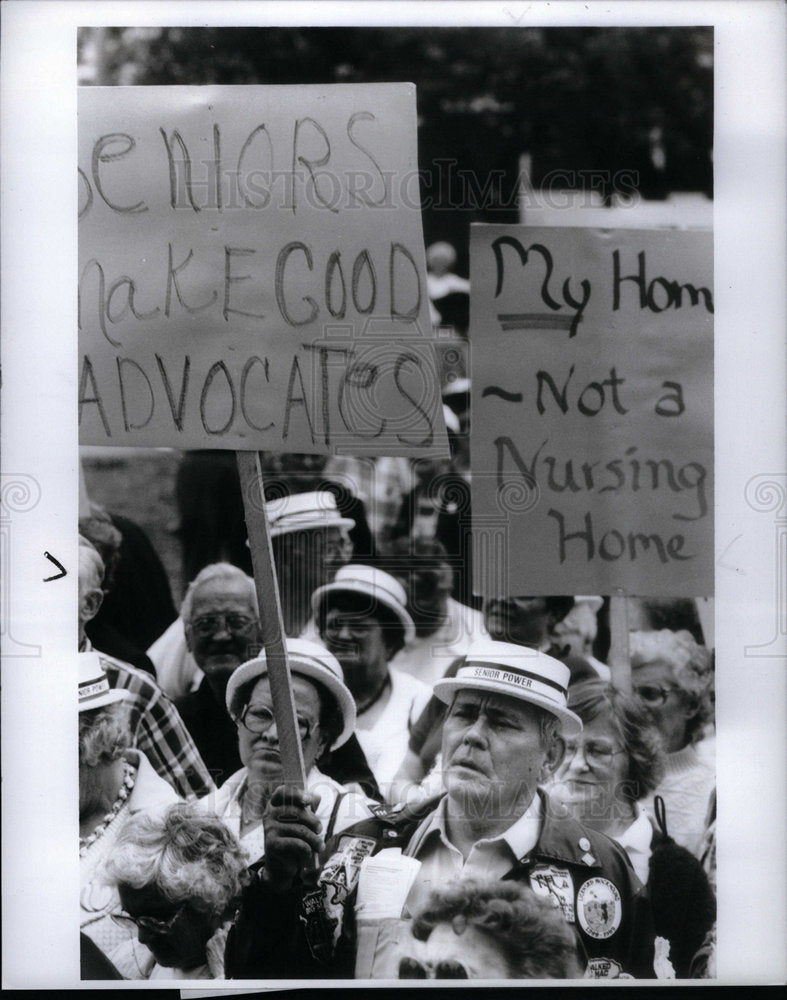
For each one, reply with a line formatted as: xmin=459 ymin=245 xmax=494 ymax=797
xmin=541 ymin=734 xmax=566 ymax=781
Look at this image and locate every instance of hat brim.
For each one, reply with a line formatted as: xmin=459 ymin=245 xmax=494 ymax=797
xmin=433 ymin=676 xmax=583 ymax=736
xmin=226 ymin=657 xmax=356 ymax=751
xmin=78 ymin=687 xmax=130 ymax=713
xmin=312 ymin=581 xmax=415 ymax=644
xmin=270 ymin=516 xmax=355 ymax=537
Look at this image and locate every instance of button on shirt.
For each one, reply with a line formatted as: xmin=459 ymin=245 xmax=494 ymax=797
xmin=402 ymin=793 xmax=543 ymax=915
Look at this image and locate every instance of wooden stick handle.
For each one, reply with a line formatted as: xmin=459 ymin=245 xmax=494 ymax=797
xmin=607 ymin=591 xmax=632 ymax=694
xmin=236 ymin=451 xmax=306 ymax=787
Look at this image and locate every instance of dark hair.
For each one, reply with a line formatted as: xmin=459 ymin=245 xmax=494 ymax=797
xmin=411 ymin=879 xmax=582 ymax=979
xmin=567 ymin=679 xmax=666 ymax=802
xmin=318 ymin=590 xmax=406 ymax=658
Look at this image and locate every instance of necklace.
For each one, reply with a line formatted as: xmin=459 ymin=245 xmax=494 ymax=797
xmin=79 ymin=760 xmax=136 ymax=857
xmin=355 ymin=672 xmax=391 ymax=716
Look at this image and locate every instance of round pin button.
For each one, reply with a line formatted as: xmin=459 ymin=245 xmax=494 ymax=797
xmin=579 ymin=837 xmax=591 ymax=852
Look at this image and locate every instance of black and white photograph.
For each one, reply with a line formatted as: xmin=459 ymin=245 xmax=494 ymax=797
xmin=1 ymin=0 xmax=785 ymax=990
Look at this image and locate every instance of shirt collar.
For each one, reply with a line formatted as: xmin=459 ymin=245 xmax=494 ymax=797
xmin=411 ymin=790 xmax=543 ymax=859
xmin=614 ymin=804 xmax=654 ymax=855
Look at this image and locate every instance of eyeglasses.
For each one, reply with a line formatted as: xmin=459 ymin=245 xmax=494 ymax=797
xmin=111 ymin=902 xmax=187 ymax=938
xmin=190 ymin=614 xmax=257 ymax=638
xmin=239 ymin=703 xmax=315 ymax=742
xmin=633 ymin=683 xmax=678 ymax=707
xmin=399 ymin=957 xmax=470 ymax=979
xmin=564 ymin=739 xmax=627 ymax=768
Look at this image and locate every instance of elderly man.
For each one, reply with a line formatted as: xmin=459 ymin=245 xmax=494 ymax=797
xmin=225 ymin=640 xmax=655 ymax=980
xmin=148 ymin=490 xmax=355 ymax=699
xmin=175 ymin=563 xmax=263 ymax=787
xmin=78 ymin=537 xmax=214 ymax=799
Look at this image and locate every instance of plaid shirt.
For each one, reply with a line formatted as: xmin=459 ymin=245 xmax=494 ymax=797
xmin=84 ymin=640 xmax=215 ymax=799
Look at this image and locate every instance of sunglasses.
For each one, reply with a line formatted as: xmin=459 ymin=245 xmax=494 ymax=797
xmin=633 ymin=683 xmax=679 ymax=707
xmin=398 ymin=956 xmax=470 ymax=979
xmin=111 ymin=902 xmax=187 ymax=938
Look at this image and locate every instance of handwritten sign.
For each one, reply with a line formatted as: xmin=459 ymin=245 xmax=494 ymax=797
xmin=78 ymin=85 xmax=447 ymax=456
xmin=470 ymin=225 xmax=713 ymax=597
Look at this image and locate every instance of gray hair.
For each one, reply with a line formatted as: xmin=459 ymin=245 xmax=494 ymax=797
xmin=106 ymin=802 xmax=249 ymax=919
xmin=78 ymin=703 xmax=130 ymax=767
xmin=629 ymin=628 xmax=713 ymax=743
xmin=181 ymin=562 xmax=258 ymax=624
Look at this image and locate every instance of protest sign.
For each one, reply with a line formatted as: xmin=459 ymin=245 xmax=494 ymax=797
xmin=470 ymin=225 xmax=713 ymax=598
xmin=78 ymin=85 xmax=448 ymax=456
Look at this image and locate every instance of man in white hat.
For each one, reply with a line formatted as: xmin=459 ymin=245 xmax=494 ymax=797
xmin=312 ymin=565 xmax=431 ymax=794
xmin=225 ymin=639 xmax=655 ymax=980
xmin=198 ymin=638 xmax=375 ymax=866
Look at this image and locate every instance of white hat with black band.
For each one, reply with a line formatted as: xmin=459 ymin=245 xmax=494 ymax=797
xmin=433 ymin=639 xmax=583 ymax=735
xmin=79 ymin=651 xmax=130 ymax=712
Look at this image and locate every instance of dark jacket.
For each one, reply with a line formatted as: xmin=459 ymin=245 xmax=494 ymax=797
xmin=225 ymin=790 xmax=655 ymax=980
xmin=648 ymin=798 xmax=716 ymax=978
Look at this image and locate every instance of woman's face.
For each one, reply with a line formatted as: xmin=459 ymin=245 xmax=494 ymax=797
xmin=118 ymin=884 xmax=216 ymax=970
xmin=632 ymin=659 xmax=693 ymax=753
xmin=236 ymin=675 xmax=326 ymax=786
xmin=553 ymin=712 xmax=631 ymax=831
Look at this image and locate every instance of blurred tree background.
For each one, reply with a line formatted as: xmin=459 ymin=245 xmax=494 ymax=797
xmin=78 ymin=26 xmax=712 ymax=273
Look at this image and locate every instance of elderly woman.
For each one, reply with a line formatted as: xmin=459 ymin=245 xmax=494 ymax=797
xmin=628 ymin=628 xmax=715 ymax=856
xmin=199 ymin=637 xmax=375 ymax=864
xmin=398 ymin=879 xmax=582 ymax=979
xmin=550 ymin=678 xmax=715 ymax=978
xmin=79 ymin=652 xmax=179 ymax=970
xmin=106 ymin=803 xmax=248 ymax=979
xmin=313 ymin=564 xmax=431 ymax=796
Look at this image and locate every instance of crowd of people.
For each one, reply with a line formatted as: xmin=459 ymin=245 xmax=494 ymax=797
xmin=77 ymin=245 xmax=716 ymax=980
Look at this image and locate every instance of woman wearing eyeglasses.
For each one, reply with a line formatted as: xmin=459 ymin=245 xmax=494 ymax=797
xmin=549 ymin=678 xmax=715 ymax=978
xmin=198 ymin=638 xmax=375 ymax=865
xmin=78 ymin=653 xmax=180 ymax=975
xmin=398 ymin=879 xmax=582 ymax=979
xmin=628 ymin=629 xmax=715 ymax=859
xmin=106 ymin=803 xmax=249 ymax=979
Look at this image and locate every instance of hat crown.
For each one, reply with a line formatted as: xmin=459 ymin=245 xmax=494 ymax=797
xmin=330 ymin=564 xmax=408 ymax=609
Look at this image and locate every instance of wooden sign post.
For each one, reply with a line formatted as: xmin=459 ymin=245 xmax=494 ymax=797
xmin=237 ymin=451 xmax=306 ymax=785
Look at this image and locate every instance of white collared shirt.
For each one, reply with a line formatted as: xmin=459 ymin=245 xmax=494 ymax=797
xmin=402 ymin=792 xmax=543 ymax=915
xmin=613 ymin=804 xmax=654 ymax=886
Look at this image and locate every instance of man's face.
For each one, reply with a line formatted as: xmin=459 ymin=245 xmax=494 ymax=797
xmin=288 ymin=526 xmax=352 ymax=592
xmin=237 ymin=675 xmax=326 ymax=787
xmin=441 ymin=689 xmax=557 ymax=820
xmin=483 ymin=597 xmax=550 ymax=647
xmin=185 ymin=578 xmax=260 ymax=680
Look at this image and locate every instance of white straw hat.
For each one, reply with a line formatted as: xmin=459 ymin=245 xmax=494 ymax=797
xmin=79 ymin=651 xmax=130 ymax=712
xmin=311 ymin=564 xmax=415 ymax=644
xmin=265 ymin=491 xmax=355 ymax=537
xmin=225 ymin=638 xmax=356 ymax=750
xmin=433 ymin=639 xmax=583 ymax=735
